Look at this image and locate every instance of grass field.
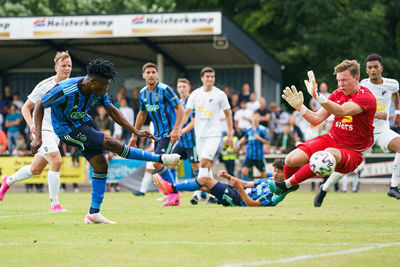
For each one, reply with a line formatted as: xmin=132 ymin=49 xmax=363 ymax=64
xmin=1 ymin=191 xmax=400 ymax=266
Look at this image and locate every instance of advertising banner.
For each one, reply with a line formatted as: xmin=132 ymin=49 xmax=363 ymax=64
xmin=0 ymin=156 xmax=85 ymax=184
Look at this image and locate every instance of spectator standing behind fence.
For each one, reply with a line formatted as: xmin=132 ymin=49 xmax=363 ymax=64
xmin=12 ymin=92 xmax=24 ymax=110
xmin=276 ymin=125 xmax=296 ymax=154
xmin=230 ymin=93 xmax=240 ymax=115
xmin=94 ymin=106 xmax=112 ymax=135
xmin=309 ymin=82 xmax=330 ymax=112
xmin=256 ymin=97 xmax=271 ymax=129
xmin=3 ymin=85 xmax=13 ymax=106
xmin=0 ymin=93 xmax=8 ymax=114
xmin=239 ymin=83 xmax=251 ymax=103
xmin=5 ymin=104 xmax=22 ymax=153
xmin=234 ymin=100 xmax=253 ymax=138
xmin=269 ymin=102 xmax=290 ymax=146
xmin=129 ymin=88 xmax=141 ymax=118
xmin=247 ymin=92 xmax=260 ymax=112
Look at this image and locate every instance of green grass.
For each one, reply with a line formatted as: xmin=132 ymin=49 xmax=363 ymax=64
xmin=1 ymin=191 xmax=400 ymax=266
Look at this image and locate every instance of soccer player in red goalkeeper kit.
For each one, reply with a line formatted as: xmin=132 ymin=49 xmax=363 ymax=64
xmin=268 ymin=59 xmax=376 ymax=195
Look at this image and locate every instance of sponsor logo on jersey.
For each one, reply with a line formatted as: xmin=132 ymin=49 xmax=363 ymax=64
xmin=145 ymin=104 xmax=160 ymax=112
xmin=335 ymin=115 xmax=353 ymax=131
xmin=70 ymin=111 xmax=86 ymax=120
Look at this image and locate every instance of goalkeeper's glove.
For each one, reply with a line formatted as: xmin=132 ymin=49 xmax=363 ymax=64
xmin=282 ymin=85 xmax=304 ymax=111
xmin=304 ymin=70 xmax=327 ymax=104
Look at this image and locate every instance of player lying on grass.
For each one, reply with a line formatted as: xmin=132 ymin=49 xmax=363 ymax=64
xmin=154 ymin=159 xmax=298 ymax=207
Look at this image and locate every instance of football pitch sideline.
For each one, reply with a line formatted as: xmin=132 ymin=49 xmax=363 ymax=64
xmin=1 ymin=191 xmax=399 ymax=266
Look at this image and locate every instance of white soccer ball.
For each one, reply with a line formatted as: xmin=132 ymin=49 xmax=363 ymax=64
xmin=309 ymin=151 xmax=336 ymax=176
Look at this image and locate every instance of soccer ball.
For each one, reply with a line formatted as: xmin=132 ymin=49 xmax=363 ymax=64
xmin=309 ymin=151 xmax=336 ymax=176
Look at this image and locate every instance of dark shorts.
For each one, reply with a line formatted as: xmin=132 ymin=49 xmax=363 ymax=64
xmin=60 ymin=120 xmax=104 ymax=161
xmin=172 ymin=144 xmax=199 ymax=163
xmin=154 ymin=137 xmax=173 ymax=155
xmin=242 ymin=158 xmax=266 ymax=172
xmin=297 ymin=134 xmax=363 ymax=174
xmin=210 ymin=182 xmax=243 ymax=206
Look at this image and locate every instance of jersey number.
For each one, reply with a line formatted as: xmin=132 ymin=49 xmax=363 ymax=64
xmin=376 ymin=99 xmax=386 ymax=112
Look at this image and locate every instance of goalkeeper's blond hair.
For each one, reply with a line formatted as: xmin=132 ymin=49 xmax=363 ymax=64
xmin=333 ymin=59 xmax=360 ymax=77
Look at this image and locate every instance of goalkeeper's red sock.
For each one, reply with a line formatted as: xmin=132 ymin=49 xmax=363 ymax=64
xmin=287 ymin=163 xmax=316 ymax=186
xmin=284 ymin=165 xmax=301 ymax=179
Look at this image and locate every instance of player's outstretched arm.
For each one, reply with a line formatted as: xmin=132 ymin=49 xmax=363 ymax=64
xmin=105 ymin=104 xmax=157 ymax=141
xmin=392 ymin=92 xmax=400 ymax=127
xmin=31 ymin=100 xmax=45 ymax=154
xmin=223 ymin=109 xmax=234 ymax=147
xmin=168 ymin=103 xmax=184 ymax=144
xmin=230 ymin=178 xmax=261 ymax=207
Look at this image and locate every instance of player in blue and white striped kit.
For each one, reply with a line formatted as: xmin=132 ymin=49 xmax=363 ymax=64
xmin=129 ymin=62 xmax=184 ymax=207
xmin=236 ymin=112 xmax=269 ymax=180
xmin=154 ymin=159 xmax=298 ymax=207
xmin=30 ymin=58 xmax=180 ymax=224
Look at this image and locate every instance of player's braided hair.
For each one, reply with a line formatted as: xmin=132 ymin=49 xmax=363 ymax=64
xmin=87 ymin=58 xmax=117 ymax=80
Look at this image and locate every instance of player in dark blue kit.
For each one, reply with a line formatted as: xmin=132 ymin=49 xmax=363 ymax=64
xmin=154 ymin=159 xmax=298 ymax=207
xmin=236 ymin=112 xmax=269 ymax=180
xmin=31 ymin=58 xmax=180 ymax=224
xmin=129 ymin=63 xmax=184 ymax=207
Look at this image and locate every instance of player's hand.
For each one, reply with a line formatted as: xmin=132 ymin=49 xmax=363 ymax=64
xmin=229 ymin=177 xmax=241 ymax=189
xmin=282 ymin=86 xmax=304 ymax=110
xmin=136 ymin=130 xmax=158 ymax=141
xmin=30 ymin=136 xmax=42 ymax=155
xmin=254 ymin=133 xmax=262 ymax=141
xmin=226 ymin=134 xmax=233 ymax=147
xmin=167 ymin=129 xmax=179 ymax=144
xmin=29 ymin=124 xmax=35 ymax=134
xmin=218 ymin=170 xmax=231 ymax=180
xmin=395 ymin=113 xmax=400 ymax=127
xmin=375 ymin=112 xmax=387 ymax=120
xmin=128 ymin=135 xmax=138 ymax=147
xmin=304 ymin=70 xmax=327 ymax=104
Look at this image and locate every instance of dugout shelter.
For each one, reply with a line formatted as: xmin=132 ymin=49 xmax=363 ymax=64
xmin=0 ymin=11 xmax=282 ymax=102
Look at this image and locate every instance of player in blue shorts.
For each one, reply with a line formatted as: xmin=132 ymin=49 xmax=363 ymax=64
xmin=236 ymin=112 xmax=269 ymax=180
xmin=129 ymin=62 xmax=184 ymax=207
xmin=154 ymin=159 xmax=298 ymax=207
xmin=30 ymin=58 xmax=180 ymax=224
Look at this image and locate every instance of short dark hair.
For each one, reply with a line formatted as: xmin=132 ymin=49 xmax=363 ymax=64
xmin=87 ymin=58 xmax=117 ymax=80
xmin=142 ymin=62 xmax=158 ymax=73
xmin=200 ymin=66 xmax=215 ymax=77
xmin=272 ymin=159 xmax=284 ymax=171
xmin=365 ymin=54 xmax=383 ymax=65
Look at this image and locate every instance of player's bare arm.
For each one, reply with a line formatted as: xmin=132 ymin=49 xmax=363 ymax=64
xmin=230 ymin=178 xmax=261 ymax=206
xmin=128 ymin=110 xmax=148 ymax=147
xmin=180 ymin=107 xmax=193 ymax=130
xmin=223 ymin=109 xmax=234 ymax=146
xmin=30 ymin=100 xmax=45 ymax=154
xmin=181 ymin=117 xmax=195 ymax=135
xmin=21 ymin=99 xmax=35 ymax=132
xmin=254 ymin=133 xmax=269 ymax=145
xmin=168 ymin=103 xmax=183 ymax=144
xmin=218 ymin=170 xmax=252 ymax=188
xmin=105 ymin=104 xmax=157 ymax=141
xmin=392 ymin=92 xmax=400 ymax=126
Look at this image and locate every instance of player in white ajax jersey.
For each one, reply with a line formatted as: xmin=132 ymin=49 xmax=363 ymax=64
xmin=314 ymin=53 xmax=400 ymax=206
xmin=0 ymin=51 xmax=72 ymax=211
xmin=182 ymin=66 xmax=234 ymax=204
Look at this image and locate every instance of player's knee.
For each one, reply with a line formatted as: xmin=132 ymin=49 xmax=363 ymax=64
xmin=30 ymin=166 xmax=43 ymax=175
xmin=50 ymin=159 xmax=62 ymax=170
xmin=103 ymin=136 xmax=121 ymax=153
xmin=241 ymin=167 xmax=248 ymax=175
xmin=285 ymin=156 xmax=297 ymax=167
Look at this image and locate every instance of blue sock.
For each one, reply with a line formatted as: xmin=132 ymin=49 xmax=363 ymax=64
xmin=193 ymin=169 xmax=199 ymax=178
xmin=157 ymin=166 xmax=175 ymax=184
xmin=119 ymin=145 xmax=161 ymax=163
xmin=242 ymin=176 xmax=249 ymax=181
xmin=170 ymin=169 xmax=177 ymax=182
xmin=89 ymin=173 xmax=107 ymax=214
xmin=175 ymin=178 xmax=201 ymax=192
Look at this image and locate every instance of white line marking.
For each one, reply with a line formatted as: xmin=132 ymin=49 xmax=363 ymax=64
xmin=0 ymin=212 xmax=55 ymax=218
xmin=220 ymin=242 xmax=400 ymax=267
xmin=0 ymin=241 xmax=397 ymax=248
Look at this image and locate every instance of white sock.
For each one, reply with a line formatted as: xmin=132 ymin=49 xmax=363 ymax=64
xmin=285 ymin=179 xmax=293 ymax=188
xmin=7 ymin=165 xmax=33 ymax=186
xmin=208 ymin=169 xmax=214 ymax=179
xmin=341 ymin=175 xmax=348 ymax=192
xmin=391 ymin=153 xmax=400 ymax=187
xmin=322 ymin=172 xmax=345 ymax=191
xmin=48 ymin=171 xmax=60 ymax=206
xmin=351 ymin=174 xmax=359 ymax=191
xmin=140 ymin=171 xmax=153 ymax=193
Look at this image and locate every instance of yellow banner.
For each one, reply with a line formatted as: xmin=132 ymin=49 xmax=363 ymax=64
xmin=0 ymin=156 xmax=85 ymax=184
